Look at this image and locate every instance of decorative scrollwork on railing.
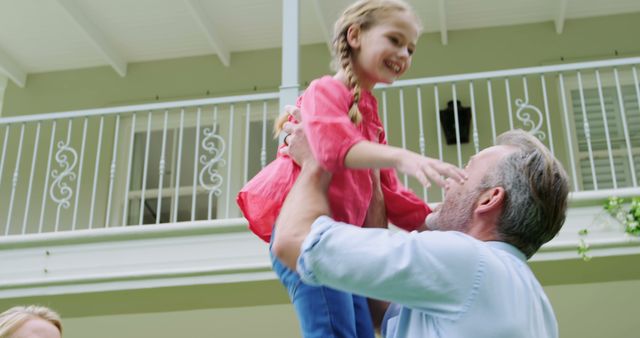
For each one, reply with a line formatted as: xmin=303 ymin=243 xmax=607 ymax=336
xmin=49 ymin=140 xmax=78 ymax=220
xmin=199 ymin=126 xmax=226 ymax=197
xmin=514 ymin=98 xmax=546 ymax=141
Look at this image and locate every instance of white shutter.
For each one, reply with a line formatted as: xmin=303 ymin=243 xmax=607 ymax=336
xmin=571 ymin=85 xmax=640 ymax=190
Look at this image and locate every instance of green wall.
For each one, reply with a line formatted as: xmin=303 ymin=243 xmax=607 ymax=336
xmin=3 ymin=275 xmax=640 ymax=338
xmin=53 ymin=279 xmax=639 ymax=338
xmin=405 ymin=12 xmax=639 ymax=77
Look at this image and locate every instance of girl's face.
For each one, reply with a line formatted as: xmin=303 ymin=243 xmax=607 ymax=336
xmin=348 ymin=11 xmax=419 ymax=90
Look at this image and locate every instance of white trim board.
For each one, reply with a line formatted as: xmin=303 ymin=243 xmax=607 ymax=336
xmin=0 ymin=75 xmax=8 ymax=116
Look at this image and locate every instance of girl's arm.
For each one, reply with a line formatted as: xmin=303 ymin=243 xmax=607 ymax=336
xmin=344 ymin=141 xmax=401 ymax=169
xmin=345 ymin=141 xmax=466 ymax=188
xmin=295 ymin=77 xmax=466 ymax=187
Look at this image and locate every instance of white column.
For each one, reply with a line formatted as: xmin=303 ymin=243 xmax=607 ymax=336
xmin=0 ymin=75 xmax=8 ymax=117
xmin=279 ymin=0 xmax=300 ymax=142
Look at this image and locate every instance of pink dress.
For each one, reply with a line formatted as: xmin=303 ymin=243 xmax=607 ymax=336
xmin=237 ymin=76 xmax=430 ymax=242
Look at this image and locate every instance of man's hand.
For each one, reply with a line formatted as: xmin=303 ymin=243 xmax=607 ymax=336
xmin=363 ymin=169 xmax=387 ymax=229
xmin=279 ymin=106 xmax=316 ymax=168
xmin=363 ymin=129 xmax=387 ymax=229
xmin=272 ymin=105 xmax=332 ymax=270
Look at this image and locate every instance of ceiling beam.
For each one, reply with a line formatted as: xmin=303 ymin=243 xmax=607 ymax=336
xmin=312 ymin=0 xmax=333 ymax=51
xmin=437 ymin=0 xmax=448 ymax=45
xmin=55 ymin=0 xmax=127 ymax=77
xmin=184 ymin=0 xmax=231 ymax=67
xmin=0 ymin=47 xmax=27 ymax=88
xmin=555 ymin=0 xmax=569 ymax=34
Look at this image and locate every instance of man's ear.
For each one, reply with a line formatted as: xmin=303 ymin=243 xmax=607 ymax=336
xmin=346 ymin=24 xmax=362 ymax=49
xmin=476 ymin=187 xmax=505 ymax=214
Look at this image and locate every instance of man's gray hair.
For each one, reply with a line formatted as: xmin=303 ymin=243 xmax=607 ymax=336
xmin=480 ymin=129 xmax=569 ymax=258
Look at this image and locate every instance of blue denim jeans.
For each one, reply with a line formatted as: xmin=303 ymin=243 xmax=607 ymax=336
xmin=270 ymin=228 xmax=375 ymax=338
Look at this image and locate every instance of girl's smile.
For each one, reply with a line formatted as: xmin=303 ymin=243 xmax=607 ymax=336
xmin=349 ymin=11 xmax=420 ymax=90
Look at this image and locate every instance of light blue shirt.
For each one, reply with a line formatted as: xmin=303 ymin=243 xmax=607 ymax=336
xmin=297 ymin=216 xmax=558 ymax=338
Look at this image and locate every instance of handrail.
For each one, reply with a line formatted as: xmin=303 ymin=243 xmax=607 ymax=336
xmin=0 ymin=218 xmax=248 ymax=249
xmin=376 ymin=56 xmax=640 ymax=89
xmin=0 ymin=92 xmax=279 ymax=124
xmin=569 ymin=187 xmax=640 ymax=203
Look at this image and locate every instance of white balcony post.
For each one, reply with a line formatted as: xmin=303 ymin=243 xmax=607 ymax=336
xmin=0 ymin=75 xmax=8 ymax=117
xmin=279 ymin=0 xmax=300 ymax=143
xmin=261 ymin=101 xmax=268 ymax=168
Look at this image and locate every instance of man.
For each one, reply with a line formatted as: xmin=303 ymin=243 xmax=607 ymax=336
xmin=273 ymin=111 xmax=569 ymax=338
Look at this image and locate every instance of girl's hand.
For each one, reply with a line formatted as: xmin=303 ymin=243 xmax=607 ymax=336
xmin=395 ymin=149 xmax=467 ymax=188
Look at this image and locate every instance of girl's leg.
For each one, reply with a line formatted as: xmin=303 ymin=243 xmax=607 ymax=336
xmin=352 ymin=295 xmax=376 ymax=338
xmin=270 ymin=230 xmax=360 ymax=338
xmin=291 ymin=279 xmax=358 ymax=338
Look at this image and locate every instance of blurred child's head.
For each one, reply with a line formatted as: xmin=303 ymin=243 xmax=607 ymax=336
xmin=0 ymin=305 xmax=62 ymax=338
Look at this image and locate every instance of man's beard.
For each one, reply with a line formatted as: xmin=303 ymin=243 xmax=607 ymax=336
xmin=426 ymin=189 xmax=479 ymax=232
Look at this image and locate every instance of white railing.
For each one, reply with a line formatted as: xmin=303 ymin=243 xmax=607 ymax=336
xmin=0 ymin=93 xmax=280 ymax=236
xmin=375 ymin=56 xmax=640 ymax=203
xmin=1 ymin=57 xmax=640 ymax=237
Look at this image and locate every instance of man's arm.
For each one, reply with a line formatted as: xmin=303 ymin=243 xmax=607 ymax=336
xmin=273 ymin=109 xmax=476 ymax=316
xmin=362 ymin=168 xmax=392 ymax=332
xmin=272 ymin=119 xmax=332 ymax=270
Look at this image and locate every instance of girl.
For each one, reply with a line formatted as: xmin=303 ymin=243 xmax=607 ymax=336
xmin=237 ymin=1 xmax=466 ymax=337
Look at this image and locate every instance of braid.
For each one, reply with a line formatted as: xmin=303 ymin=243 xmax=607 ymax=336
xmin=336 ymin=34 xmax=363 ymax=125
xmin=272 ymin=34 xmax=361 ymax=138
xmin=273 ymin=112 xmax=289 ymax=138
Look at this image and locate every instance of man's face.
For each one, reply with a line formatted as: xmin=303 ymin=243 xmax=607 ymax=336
xmin=426 ymin=145 xmax=514 ymax=232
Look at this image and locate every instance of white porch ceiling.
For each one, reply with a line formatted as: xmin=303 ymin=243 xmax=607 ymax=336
xmin=0 ymin=0 xmax=639 ymax=87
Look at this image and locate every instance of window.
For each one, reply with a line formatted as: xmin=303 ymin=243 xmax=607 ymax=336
xmin=115 ymin=102 xmax=280 ymax=225
xmin=570 ymin=82 xmax=640 ymax=190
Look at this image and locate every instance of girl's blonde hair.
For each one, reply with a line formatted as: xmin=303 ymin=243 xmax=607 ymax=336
xmin=0 ymin=305 xmax=63 ymax=337
xmin=274 ymin=0 xmax=421 ymax=137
